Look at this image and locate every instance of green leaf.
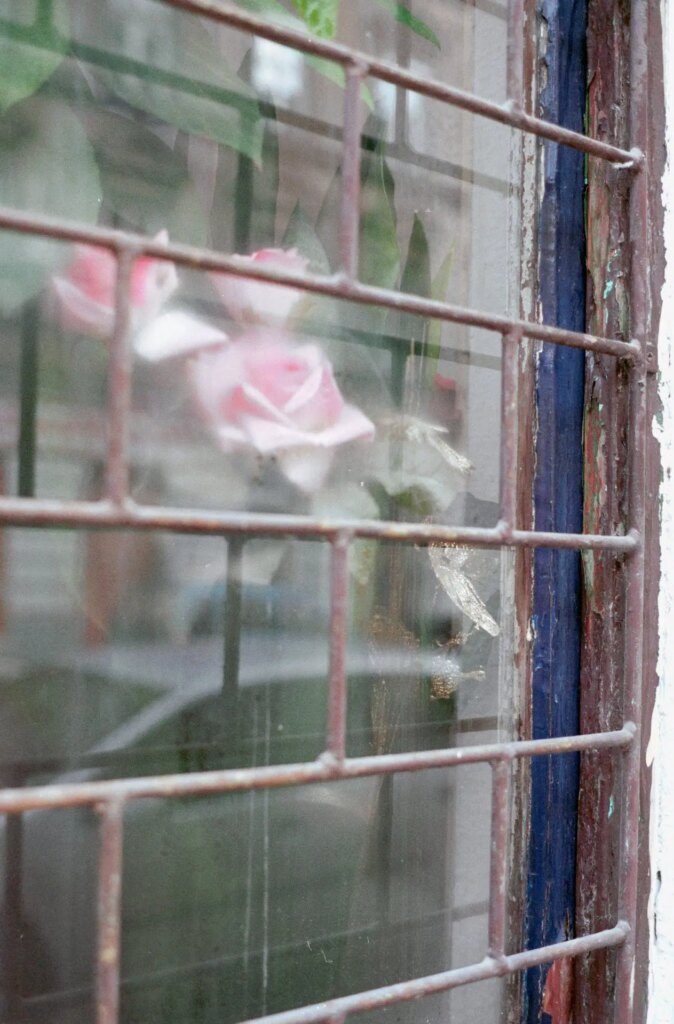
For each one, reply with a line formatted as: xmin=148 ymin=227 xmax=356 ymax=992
xmin=385 ymin=213 xmax=431 ymax=403
xmin=359 ymin=144 xmax=400 ymax=291
xmin=232 ymin=0 xmax=372 ymax=108
xmin=400 ymin=214 xmax=431 ymax=299
xmin=372 ymin=0 xmax=441 ymax=49
xmin=78 ymin=106 xmax=208 ymax=245
xmin=0 ymin=92 xmax=101 ymax=313
xmin=312 ymin=482 xmax=380 ymax=587
xmin=282 ymin=203 xmax=331 ymax=274
xmin=0 ymin=1 xmax=69 ymax=113
xmin=304 ymin=55 xmax=374 ymax=110
xmin=365 ymin=415 xmax=471 ymax=515
xmin=231 ymin=0 xmax=298 ymax=20
xmin=396 ymin=213 xmax=431 ymax=329
xmin=315 ymin=135 xmax=399 ymax=337
xmin=282 ymin=202 xmax=332 ymax=326
xmin=231 ymin=89 xmax=280 ymax=252
xmin=203 ymin=49 xmax=278 ymax=252
xmin=289 ymin=0 xmax=338 ymax=38
xmin=70 ymin=0 xmax=263 ymax=161
xmin=424 ymin=247 xmax=454 ymax=382
xmin=250 ymin=112 xmax=280 ymax=251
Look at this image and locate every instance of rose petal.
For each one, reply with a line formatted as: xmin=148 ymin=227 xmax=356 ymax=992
xmin=52 ymin=275 xmax=114 ymax=337
xmin=188 ymin=346 xmax=242 ymax=422
xmin=53 ymin=231 xmax=180 ymax=339
xmin=134 ymin=311 xmax=228 ymax=362
xmin=242 ymin=415 xmax=321 ymax=453
xmin=213 ymin=421 xmax=248 ymax=448
xmin=309 ymin=403 xmax=375 ymax=447
xmin=283 ymin=363 xmax=324 ymax=415
xmin=277 ymin=447 xmax=335 ymax=492
xmin=211 ymin=249 xmax=309 ymax=327
xmin=67 ymin=244 xmax=117 ymax=306
xmin=135 ymin=243 xmax=179 ymax=312
xmin=187 ymin=327 xmax=375 ymax=491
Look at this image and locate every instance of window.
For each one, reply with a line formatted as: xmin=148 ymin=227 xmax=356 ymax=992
xmin=0 ymin=2 xmax=659 ymax=1024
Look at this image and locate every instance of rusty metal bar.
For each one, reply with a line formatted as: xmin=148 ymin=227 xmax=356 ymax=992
xmin=235 ymin=924 xmax=628 ymax=1024
xmin=0 ymin=496 xmax=640 ymax=551
xmin=507 ymin=0 xmax=525 ymax=109
xmin=614 ymin=1 xmax=650 ymax=1018
xmin=488 ymin=759 xmax=510 ymax=959
xmin=339 ymin=64 xmax=365 ymax=278
xmin=0 ymin=726 xmax=633 ymax=814
xmin=8 ymin=926 xmax=628 ymax=1024
xmin=105 ymin=251 xmax=134 ymax=507
xmin=0 ymin=208 xmax=640 ymax=360
xmin=3 ymin=772 xmax=24 ymax=1020
xmin=614 ymin=352 xmax=646 ymax=1024
xmin=223 ymin=536 xmax=244 ymax=716
xmin=150 ymin=0 xmax=638 ymax=167
xmin=499 ymin=329 xmax=521 ymax=537
xmin=0 ymin=3 xmax=652 ymax=1021
xmin=17 ymin=299 xmax=40 ymax=499
xmin=325 ymin=532 xmax=350 ymax=762
xmin=95 ymin=799 xmax=125 ymax=1024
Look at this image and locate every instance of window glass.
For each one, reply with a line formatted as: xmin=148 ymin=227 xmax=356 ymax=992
xmin=0 ymin=2 xmax=519 ymax=1023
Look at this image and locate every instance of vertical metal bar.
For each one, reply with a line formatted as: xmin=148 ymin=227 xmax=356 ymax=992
xmin=0 ymin=458 xmax=6 ymax=634
xmin=499 ymin=329 xmax=521 ymax=536
xmin=614 ymin=349 xmax=646 ymax=1024
xmin=95 ymin=799 xmax=125 ymax=1024
xmin=488 ymin=759 xmax=510 ymax=960
xmin=223 ymin=536 xmax=244 ymax=696
xmin=394 ymin=4 xmax=411 ymax=147
xmin=339 ymin=64 xmax=365 ymax=279
xmin=105 ymin=250 xmax=134 ymax=507
xmin=223 ymin=535 xmax=244 ymax=751
xmin=17 ymin=298 xmax=40 ymax=498
xmin=3 ymin=790 xmax=24 ymax=1020
xmin=325 ymin=531 xmax=350 ymax=761
xmin=507 ymin=0 xmax=525 ymax=109
xmin=614 ymin=2 xmax=649 ymax=1020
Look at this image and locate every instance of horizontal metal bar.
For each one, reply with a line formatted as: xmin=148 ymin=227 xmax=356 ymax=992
xmin=0 ymin=207 xmax=640 ymax=360
xmin=0 ymin=726 xmax=634 ymax=813
xmin=0 ymin=498 xmax=639 ymax=551
xmin=15 ymin=911 xmax=618 ymax=1016
xmin=154 ymin=0 xmax=638 ymax=167
xmin=233 ymin=925 xmax=628 ymax=1024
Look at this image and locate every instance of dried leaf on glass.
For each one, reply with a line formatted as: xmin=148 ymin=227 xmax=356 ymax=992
xmin=428 ymin=544 xmax=500 ymax=637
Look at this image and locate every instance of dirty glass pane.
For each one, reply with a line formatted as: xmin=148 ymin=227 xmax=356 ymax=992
xmin=0 ymin=2 xmax=519 ymax=1024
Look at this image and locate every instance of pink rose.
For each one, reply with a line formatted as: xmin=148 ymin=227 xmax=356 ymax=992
xmin=53 ymin=230 xmax=178 ymax=338
xmin=189 ymin=329 xmax=375 ymax=492
xmin=211 ymin=248 xmax=309 ymax=326
xmin=53 ymin=230 xmax=227 ymax=361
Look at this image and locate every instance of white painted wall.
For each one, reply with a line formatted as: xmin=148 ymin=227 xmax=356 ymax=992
xmin=648 ymin=2 xmax=674 ymax=1019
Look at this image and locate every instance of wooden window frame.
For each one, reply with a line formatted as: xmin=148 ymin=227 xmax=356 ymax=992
xmin=0 ymin=2 xmax=663 ymax=1023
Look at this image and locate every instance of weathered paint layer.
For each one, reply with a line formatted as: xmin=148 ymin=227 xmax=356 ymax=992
xmin=649 ymin=1 xmax=674 ymax=1014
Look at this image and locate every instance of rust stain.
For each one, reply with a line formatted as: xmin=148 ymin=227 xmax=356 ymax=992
xmin=576 ymin=0 xmax=632 ymax=1021
xmin=542 ymin=957 xmax=574 ymax=1024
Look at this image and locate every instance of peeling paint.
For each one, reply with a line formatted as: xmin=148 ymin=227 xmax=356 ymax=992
xmin=649 ymin=2 xmax=674 ymax=1019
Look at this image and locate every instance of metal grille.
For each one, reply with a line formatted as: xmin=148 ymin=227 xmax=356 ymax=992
xmin=0 ymin=2 xmax=651 ymax=1024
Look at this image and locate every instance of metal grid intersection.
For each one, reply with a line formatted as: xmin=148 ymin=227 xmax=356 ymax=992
xmin=0 ymin=2 xmax=650 ymax=1024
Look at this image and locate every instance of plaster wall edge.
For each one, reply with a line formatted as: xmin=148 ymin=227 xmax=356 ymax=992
xmin=648 ymin=2 xmax=674 ymax=1019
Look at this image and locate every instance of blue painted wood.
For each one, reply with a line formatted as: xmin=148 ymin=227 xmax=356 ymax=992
xmin=524 ymin=0 xmax=586 ymax=1019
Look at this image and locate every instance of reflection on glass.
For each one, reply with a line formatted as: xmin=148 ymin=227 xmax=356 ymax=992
xmin=0 ymin=2 xmax=517 ymax=1023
